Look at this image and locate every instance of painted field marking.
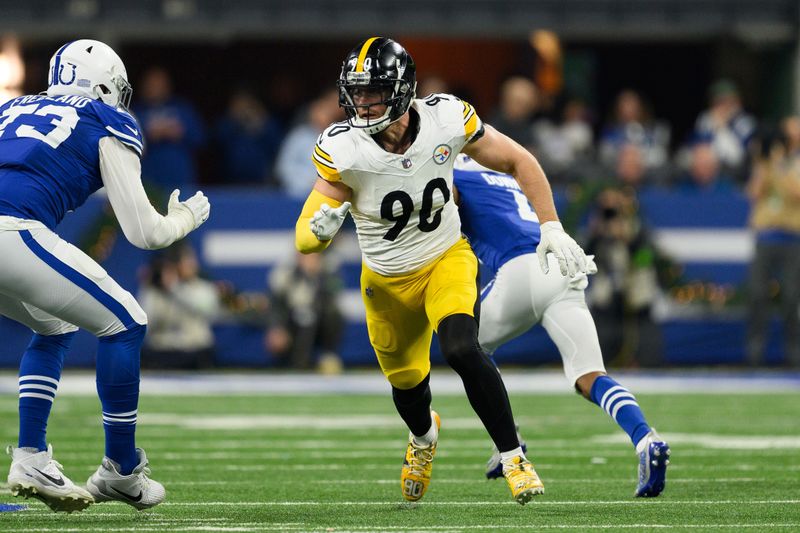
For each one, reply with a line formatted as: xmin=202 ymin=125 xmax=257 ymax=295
xmin=6 ymin=522 xmax=800 ymax=533
xmin=158 ymin=499 xmax=800 ymax=506
xmin=160 ymin=476 xmax=767 ymax=486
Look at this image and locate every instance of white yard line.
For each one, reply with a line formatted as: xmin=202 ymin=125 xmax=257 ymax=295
xmin=304 ymin=477 xmax=767 ymax=484
xmin=6 ymin=526 xmax=800 ymax=533
xmin=205 ymin=463 xmax=793 ymax=472
xmin=158 ymin=499 xmax=800 ymax=506
xmin=160 ymin=477 xmax=766 ymax=486
xmin=1 ymin=369 xmax=798 ymax=395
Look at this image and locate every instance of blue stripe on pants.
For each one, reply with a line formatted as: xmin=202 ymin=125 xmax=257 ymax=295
xmin=19 ymin=230 xmax=136 ymax=329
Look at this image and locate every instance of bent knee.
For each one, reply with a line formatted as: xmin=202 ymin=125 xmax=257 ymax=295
xmin=99 ymin=321 xmax=147 ymax=343
xmin=387 ymin=369 xmax=427 ymax=390
xmin=99 ymin=297 xmax=148 ymax=337
xmin=441 ymin=343 xmax=480 ymax=367
xmin=34 ymin=322 xmax=79 ymax=337
xmin=575 ymin=371 xmax=606 ymax=399
xmin=440 ymin=334 xmax=482 ymax=368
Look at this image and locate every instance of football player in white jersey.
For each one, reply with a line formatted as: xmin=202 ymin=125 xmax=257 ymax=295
xmin=295 ymin=37 xmax=588 ymax=505
xmin=0 ymin=40 xmax=210 ymax=512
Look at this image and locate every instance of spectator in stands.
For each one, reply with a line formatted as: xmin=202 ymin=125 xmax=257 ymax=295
xmin=745 ymin=115 xmax=800 ymax=367
xmin=613 ymin=143 xmax=650 ymax=189
xmin=488 ymin=76 xmax=540 ymax=151
xmin=692 ymin=79 xmax=756 ymax=180
xmin=266 ymin=251 xmax=344 ymax=372
xmin=274 ymin=89 xmax=342 ymax=199
xmin=139 ymin=244 xmax=220 ymax=369
xmin=677 ymin=142 xmax=734 ymax=193
xmin=599 ymin=89 xmax=670 ymax=172
xmin=214 ymin=88 xmax=284 ymax=187
xmin=584 ymin=187 xmax=664 ymax=367
xmin=533 ymin=97 xmax=594 ymax=178
xmin=133 ymin=67 xmax=206 ymax=190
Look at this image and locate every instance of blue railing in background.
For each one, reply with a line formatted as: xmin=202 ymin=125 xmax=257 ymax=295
xmin=0 ymin=186 xmax=786 ymax=368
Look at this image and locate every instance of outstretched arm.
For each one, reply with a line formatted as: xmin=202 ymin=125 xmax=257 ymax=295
xmin=462 ymin=125 xmax=587 ymax=276
xmin=99 ymin=137 xmax=210 ymax=250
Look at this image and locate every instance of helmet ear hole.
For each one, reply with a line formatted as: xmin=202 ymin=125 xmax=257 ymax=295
xmin=97 ymin=84 xmax=111 ymax=95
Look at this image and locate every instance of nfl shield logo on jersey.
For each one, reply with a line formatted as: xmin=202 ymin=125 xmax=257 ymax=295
xmin=401 ymin=158 xmax=412 ymax=169
xmin=432 ymin=144 xmax=451 ymax=165
xmin=365 ymin=287 xmax=374 ymax=298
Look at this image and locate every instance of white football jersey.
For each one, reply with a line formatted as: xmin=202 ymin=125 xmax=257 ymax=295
xmin=312 ymin=93 xmax=483 ymax=275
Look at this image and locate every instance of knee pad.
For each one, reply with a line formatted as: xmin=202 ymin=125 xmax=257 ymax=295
xmin=438 ymin=314 xmax=482 ymax=369
xmin=387 ymin=368 xmax=428 ymax=391
xmin=391 ymin=373 xmax=431 ymax=402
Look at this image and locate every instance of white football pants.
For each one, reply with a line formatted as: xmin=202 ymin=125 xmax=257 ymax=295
xmin=0 ymin=217 xmax=146 ymax=338
xmin=479 ymin=252 xmax=606 ymax=385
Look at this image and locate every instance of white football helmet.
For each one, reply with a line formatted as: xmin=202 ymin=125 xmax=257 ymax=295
xmin=46 ymin=39 xmax=132 ymax=110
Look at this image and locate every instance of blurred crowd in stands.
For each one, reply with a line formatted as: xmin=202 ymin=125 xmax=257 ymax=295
xmin=126 ymin=66 xmax=799 ymax=370
xmin=138 ymin=243 xmax=345 ymax=373
xmin=131 ymin=65 xmax=767 ymax=194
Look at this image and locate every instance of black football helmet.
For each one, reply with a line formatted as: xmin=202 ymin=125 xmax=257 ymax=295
xmin=337 ymin=37 xmax=416 ymax=134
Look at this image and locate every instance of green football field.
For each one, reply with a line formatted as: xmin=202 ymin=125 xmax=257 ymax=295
xmin=1 ymin=389 xmax=798 ymax=532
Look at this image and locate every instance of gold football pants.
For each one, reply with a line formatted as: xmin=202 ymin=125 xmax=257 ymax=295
xmin=360 ymin=237 xmax=478 ymax=390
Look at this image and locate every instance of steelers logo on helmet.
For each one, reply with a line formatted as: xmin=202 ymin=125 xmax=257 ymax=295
xmin=337 ymin=37 xmax=417 ymax=135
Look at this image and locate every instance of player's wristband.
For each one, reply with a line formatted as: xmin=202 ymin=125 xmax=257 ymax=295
xmin=295 ymin=189 xmax=344 ymax=253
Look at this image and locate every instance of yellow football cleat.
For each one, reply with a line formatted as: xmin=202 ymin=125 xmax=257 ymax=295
xmin=502 ymin=455 xmax=544 ymax=505
xmin=400 ymin=410 xmax=441 ymax=502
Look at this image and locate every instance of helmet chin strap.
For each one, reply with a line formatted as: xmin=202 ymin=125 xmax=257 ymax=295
xmin=350 ymin=106 xmax=393 ymax=134
xmin=363 ymin=117 xmax=392 ymax=135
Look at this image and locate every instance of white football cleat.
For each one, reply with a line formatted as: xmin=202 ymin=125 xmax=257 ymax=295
xmin=86 ymin=448 xmax=165 ymax=510
xmin=7 ymin=444 xmax=94 ymax=513
xmin=635 ymin=429 xmax=670 ymax=498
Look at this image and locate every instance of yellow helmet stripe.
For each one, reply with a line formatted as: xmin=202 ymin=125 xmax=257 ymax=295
xmin=355 ymin=37 xmax=379 ymax=72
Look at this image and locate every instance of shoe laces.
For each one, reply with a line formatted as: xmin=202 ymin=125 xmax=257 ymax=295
xmin=132 ymin=464 xmax=152 ymax=488
xmin=407 ymin=445 xmax=434 ymax=477
xmin=504 ymin=459 xmax=537 ymax=485
xmin=48 ymin=458 xmax=65 ymax=474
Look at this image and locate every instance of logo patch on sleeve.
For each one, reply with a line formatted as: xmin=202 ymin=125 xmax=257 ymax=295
xmin=432 ymin=144 xmax=452 ymax=165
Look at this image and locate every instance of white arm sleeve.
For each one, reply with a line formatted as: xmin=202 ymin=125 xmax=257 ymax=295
xmin=99 ymin=136 xmax=181 ymax=250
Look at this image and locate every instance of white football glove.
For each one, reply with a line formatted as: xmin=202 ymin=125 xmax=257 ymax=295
xmin=536 ymin=221 xmax=589 ymax=277
xmin=167 ymin=189 xmax=211 ymax=238
xmin=310 ymin=202 xmax=351 ymax=241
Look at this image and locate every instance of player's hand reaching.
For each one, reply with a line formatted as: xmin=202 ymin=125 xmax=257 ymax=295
xmin=310 ymin=202 xmax=351 ymax=241
xmin=167 ymin=189 xmax=211 ymax=233
xmin=537 ymin=221 xmax=588 ymax=277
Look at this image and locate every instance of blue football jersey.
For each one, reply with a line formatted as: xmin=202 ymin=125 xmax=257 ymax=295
xmin=0 ymin=93 xmax=144 ymax=229
xmin=454 ymin=163 xmax=541 ymax=277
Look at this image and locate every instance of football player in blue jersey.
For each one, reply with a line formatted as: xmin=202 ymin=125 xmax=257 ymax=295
xmin=1 ymin=40 xmax=210 ymax=512
xmin=453 ymin=155 xmax=670 ymax=498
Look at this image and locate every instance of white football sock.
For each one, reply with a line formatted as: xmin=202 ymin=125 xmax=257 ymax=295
xmin=412 ymin=413 xmax=438 ymax=447
xmin=500 ymin=446 xmax=525 ymax=462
